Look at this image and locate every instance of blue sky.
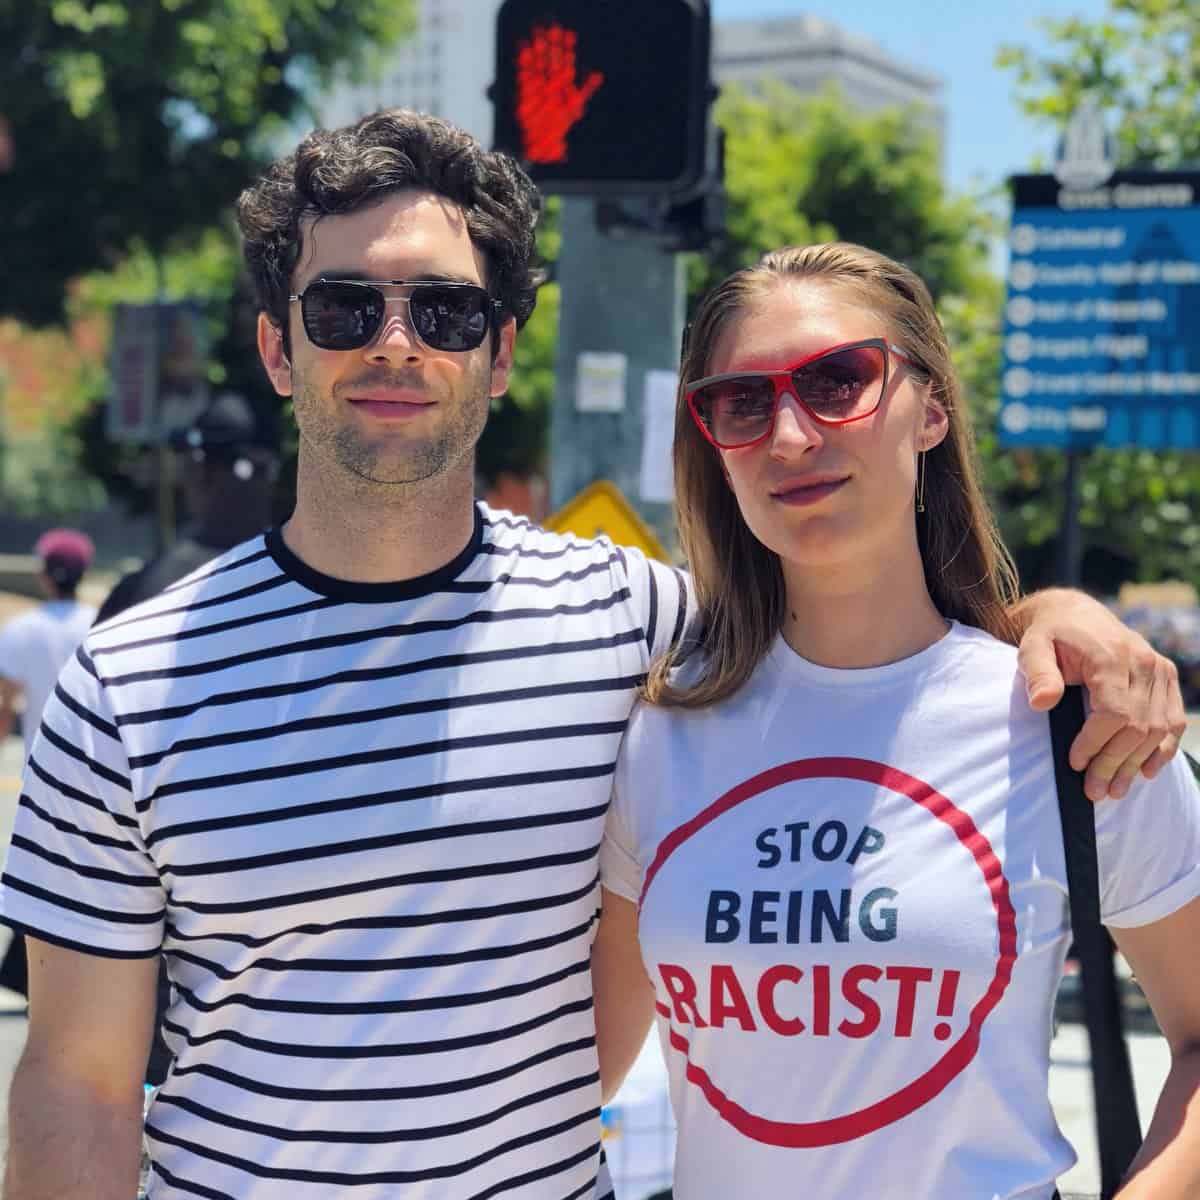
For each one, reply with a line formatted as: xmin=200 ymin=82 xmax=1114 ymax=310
xmin=711 ymin=0 xmax=1111 ymax=198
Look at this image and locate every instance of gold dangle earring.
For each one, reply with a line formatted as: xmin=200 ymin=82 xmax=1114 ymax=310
xmin=915 ymin=450 xmax=927 ymax=514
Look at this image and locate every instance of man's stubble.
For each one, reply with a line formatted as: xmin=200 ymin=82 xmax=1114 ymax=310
xmin=289 ymin=359 xmax=493 ymax=496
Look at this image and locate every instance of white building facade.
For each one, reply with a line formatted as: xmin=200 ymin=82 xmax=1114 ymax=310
xmin=714 ymin=14 xmax=943 ymax=133
xmin=322 ymin=0 xmax=503 ymax=142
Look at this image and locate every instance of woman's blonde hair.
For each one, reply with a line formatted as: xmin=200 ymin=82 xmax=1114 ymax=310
xmin=645 ymin=242 xmax=1020 ymax=708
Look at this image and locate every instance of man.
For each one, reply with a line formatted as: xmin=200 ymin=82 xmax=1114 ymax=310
xmin=94 ymin=392 xmax=281 ymax=624
xmin=94 ymin=392 xmax=282 ymax=1092
xmin=0 ymin=110 xmax=1184 ymax=1200
xmin=0 ymin=528 xmax=97 ymax=997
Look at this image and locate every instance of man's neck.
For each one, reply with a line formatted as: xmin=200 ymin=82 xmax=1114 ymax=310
xmin=282 ymin=460 xmax=479 ymax=585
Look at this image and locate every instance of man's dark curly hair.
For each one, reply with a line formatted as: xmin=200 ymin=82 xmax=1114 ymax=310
xmin=236 ymin=109 xmax=543 ymax=353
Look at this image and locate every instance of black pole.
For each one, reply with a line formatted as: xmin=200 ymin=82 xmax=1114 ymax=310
xmin=1058 ymin=448 xmax=1085 ymax=587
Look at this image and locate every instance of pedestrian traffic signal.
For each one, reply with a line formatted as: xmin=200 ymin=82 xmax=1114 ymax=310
xmin=492 ymin=0 xmax=712 ymax=196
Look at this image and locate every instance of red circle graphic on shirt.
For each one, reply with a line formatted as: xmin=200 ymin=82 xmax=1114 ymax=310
xmin=638 ymin=756 xmax=1017 ymax=1148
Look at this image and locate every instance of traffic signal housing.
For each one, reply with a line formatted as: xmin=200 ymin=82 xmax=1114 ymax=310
xmin=492 ymin=0 xmax=712 ymax=197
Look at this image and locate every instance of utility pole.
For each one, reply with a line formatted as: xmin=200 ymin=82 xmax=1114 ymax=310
xmin=492 ymin=0 xmax=717 ymax=550
xmin=549 ymin=199 xmax=687 ymax=547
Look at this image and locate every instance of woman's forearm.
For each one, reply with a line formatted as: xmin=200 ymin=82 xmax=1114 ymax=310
xmin=1115 ymin=1044 xmax=1200 ymax=1200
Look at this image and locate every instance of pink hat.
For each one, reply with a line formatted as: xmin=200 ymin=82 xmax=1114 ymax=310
xmin=34 ymin=528 xmax=94 ymax=586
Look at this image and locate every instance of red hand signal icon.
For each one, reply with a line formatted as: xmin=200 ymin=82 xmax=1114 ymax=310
xmin=515 ymin=23 xmax=604 ymax=165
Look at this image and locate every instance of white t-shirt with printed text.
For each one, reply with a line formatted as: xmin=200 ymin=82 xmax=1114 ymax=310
xmin=602 ymin=622 xmax=1200 ymax=1200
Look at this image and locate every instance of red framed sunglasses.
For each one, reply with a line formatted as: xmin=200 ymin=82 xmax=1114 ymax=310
xmin=685 ymin=337 xmax=917 ymax=450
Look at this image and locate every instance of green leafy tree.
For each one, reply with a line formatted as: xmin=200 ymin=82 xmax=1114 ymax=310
xmin=0 ymin=0 xmax=414 ymax=326
xmin=692 ymin=84 xmax=997 ymax=306
xmin=996 ymin=0 xmax=1200 ymax=590
xmin=997 ymin=0 xmax=1200 ymax=169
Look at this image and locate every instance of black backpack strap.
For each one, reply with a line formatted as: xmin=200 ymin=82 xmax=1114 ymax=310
xmin=1187 ymin=750 xmax=1200 ymax=788
xmin=1048 ymin=686 xmax=1142 ymax=1200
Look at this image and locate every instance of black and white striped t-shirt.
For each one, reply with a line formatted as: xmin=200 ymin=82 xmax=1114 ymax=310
xmin=0 ymin=503 xmax=690 ymax=1200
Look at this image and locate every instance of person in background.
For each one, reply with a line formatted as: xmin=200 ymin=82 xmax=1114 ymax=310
xmin=0 ymin=528 xmax=97 ymax=996
xmin=94 ymin=393 xmax=280 ymax=624
xmin=0 ymin=529 xmax=97 ymax=758
xmin=91 ymin=392 xmax=281 ymax=1092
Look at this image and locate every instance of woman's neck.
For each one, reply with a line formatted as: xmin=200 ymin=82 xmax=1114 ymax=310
xmin=779 ymin=544 xmax=948 ymax=670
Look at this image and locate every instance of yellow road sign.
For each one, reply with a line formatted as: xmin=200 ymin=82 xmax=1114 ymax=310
xmin=544 ymin=480 xmax=670 ymax=561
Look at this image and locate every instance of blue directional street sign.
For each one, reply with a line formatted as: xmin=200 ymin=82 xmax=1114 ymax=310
xmin=1000 ymin=171 xmax=1200 ymax=449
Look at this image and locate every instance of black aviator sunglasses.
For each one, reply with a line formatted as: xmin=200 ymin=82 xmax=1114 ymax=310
xmin=288 ymin=278 xmax=503 ymax=353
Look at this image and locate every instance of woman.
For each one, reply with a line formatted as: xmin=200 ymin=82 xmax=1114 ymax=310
xmin=594 ymin=243 xmax=1200 ymax=1198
